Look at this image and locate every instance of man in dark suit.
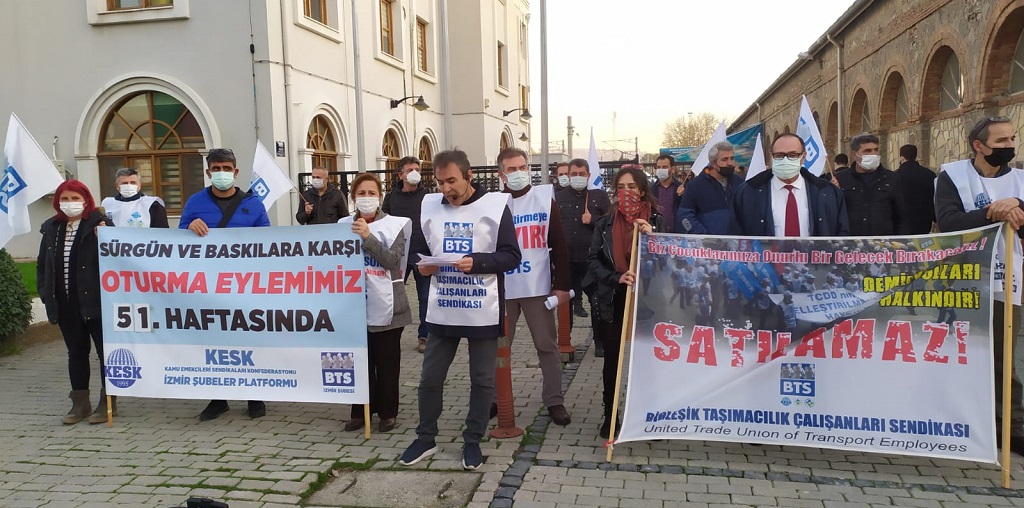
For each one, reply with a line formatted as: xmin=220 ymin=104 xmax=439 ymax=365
xmin=896 ymin=144 xmax=936 ymax=234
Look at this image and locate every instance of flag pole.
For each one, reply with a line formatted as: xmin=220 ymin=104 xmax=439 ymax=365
xmin=1002 ymin=224 xmax=1015 ymax=487
xmin=364 ymin=404 xmax=372 ymax=440
xmin=606 ymin=224 xmax=641 ymax=462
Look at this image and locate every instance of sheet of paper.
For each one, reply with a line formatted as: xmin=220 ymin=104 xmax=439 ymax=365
xmin=416 ymin=253 xmax=465 ymax=266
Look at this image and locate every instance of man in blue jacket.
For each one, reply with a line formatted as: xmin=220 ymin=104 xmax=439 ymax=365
xmin=734 ymin=133 xmax=849 ymax=237
xmin=677 ymin=141 xmax=743 ymax=235
xmin=179 ymin=148 xmax=271 ymax=422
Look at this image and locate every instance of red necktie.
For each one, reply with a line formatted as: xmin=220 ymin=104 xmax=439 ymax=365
xmin=784 ymin=184 xmax=799 ymax=237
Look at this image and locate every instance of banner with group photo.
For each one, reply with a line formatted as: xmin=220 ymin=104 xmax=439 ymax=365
xmin=659 ymin=123 xmax=764 ymax=168
xmin=620 ymin=226 xmax=999 ymax=463
xmin=97 ymin=225 xmax=368 ymax=404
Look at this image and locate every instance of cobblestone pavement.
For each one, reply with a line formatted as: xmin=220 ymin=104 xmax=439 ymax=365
xmin=3 ymin=287 xmax=1024 ymax=507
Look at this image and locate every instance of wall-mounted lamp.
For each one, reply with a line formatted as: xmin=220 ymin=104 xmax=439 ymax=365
xmin=502 ymin=108 xmax=532 ymax=121
xmin=390 ymin=95 xmax=430 ymax=111
xmin=519 ymin=133 xmax=529 ymax=141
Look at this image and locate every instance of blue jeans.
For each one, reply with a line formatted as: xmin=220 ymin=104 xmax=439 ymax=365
xmin=405 ymin=264 xmax=430 ymax=338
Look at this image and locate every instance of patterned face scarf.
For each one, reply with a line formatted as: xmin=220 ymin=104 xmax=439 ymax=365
xmin=612 ymin=188 xmax=652 ymax=274
xmin=617 ymin=188 xmax=643 ymax=220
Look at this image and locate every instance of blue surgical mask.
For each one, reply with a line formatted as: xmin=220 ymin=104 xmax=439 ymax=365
xmin=505 ymin=170 xmax=530 ymax=191
xmin=772 ymin=157 xmax=802 ymax=180
xmin=210 ymin=171 xmax=235 ymax=191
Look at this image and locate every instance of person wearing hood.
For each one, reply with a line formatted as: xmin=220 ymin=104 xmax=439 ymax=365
xmin=835 ymin=133 xmax=908 ymax=236
xmin=296 ymin=166 xmax=349 ymax=225
xmin=100 ymin=167 xmax=168 ymax=228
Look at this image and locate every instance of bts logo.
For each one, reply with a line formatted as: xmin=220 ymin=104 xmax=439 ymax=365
xmin=105 ymin=348 xmax=143 ymax=388
xmin=804 ymin=137 xmax=820 ymax=168
xmin=321 ymin=351 xmax=356 ymax=387
xmin=779 ymin=362 xmax=815 ymax=398
xmin=250 ymin=177 xmax=270 ymax=201
xmin=442 ymin=222 xmax=474 ymax=254
xmin=0 ymin=163 xmax=27 ymax=214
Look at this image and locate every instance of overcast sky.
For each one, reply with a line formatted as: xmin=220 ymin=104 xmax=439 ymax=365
xmin=527 ymin=0 xmax=856 ymax=155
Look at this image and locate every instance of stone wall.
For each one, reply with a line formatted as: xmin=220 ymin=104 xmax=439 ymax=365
xmin=734 ymin=0 xmax=1024 ymax=172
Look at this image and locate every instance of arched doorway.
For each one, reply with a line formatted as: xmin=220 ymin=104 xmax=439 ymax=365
xmin=97 ymin=90 xmax=206 ymax=214
xmin=418 ymin=135 xmax=435 ymax=188
xmin=849 ymin=88 xmax=871 ymax=136
xmin=499 ymin=131 xmax=511 ymax=152
xmin=880 ymin=72 xmax=910 ymax=128
xmin=922 ymin=46 xmax=963 ymax=117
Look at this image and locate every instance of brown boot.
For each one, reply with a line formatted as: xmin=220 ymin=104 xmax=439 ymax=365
xmin=89 ymin=387 xmax=118 ymax=424
xmin=62 ymin=390 xmax=91 ymax=425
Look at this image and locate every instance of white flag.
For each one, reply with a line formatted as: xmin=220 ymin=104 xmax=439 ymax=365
xmin=249 ymin=140 xmax=294 ymax=207
xmin=691 ymin=121 xmax=727 ymax=174
xmin=796 ymin=96 xmax=828 ymax=176
xmin=0 ymin=114 xmax=65 ymax=249
xmin=745 ymin=133 xmax=767 ymax=181
xmin=587 ymin=128 xmax=603 ymax=190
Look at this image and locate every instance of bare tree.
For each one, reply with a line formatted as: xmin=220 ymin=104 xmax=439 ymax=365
xmin=662 ymin=112 xmax=725 ymax=147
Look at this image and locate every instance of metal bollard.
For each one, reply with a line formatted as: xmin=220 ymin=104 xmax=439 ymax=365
xmin=490 ymin=325 xmax=523 ymax=439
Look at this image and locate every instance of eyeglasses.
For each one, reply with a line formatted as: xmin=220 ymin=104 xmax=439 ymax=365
xmin=771 ymin=152 xmax=804 ymax=161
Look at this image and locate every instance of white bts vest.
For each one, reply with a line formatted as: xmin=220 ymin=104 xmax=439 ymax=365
xmin=421 ymin=192 xmax=510 ymax=327
xmin=942 ymin=159 xmax=1024 ymax=303
xmin=101 ymin=196 xmax=162 ymax=228
xmin=339 ymin=214 xmax=412 ymax=326
xmin=505 ymin=185 xmax=553 ymax=299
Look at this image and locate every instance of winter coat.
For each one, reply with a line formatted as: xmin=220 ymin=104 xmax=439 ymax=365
xmin=37 ymin=210 xmax=113 ymax=323
xmin=584 ymin=212 xmax=666 ymax=323
xmin=835 ymin=166 xmax=908 ymax=236
xmin=733 ymin=168 xmax=850 ymax=237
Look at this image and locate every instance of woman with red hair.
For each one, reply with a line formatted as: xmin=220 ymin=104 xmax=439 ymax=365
xmin=36 ymin=180 xmax=113 ymax=424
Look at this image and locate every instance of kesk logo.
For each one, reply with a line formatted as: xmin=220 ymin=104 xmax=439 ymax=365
xmin=779 ymin=362 xmax=815 ymax=401
xmin=321 ymin=351 xmax=356 ymax=387
xmin=105 ymin=348 xmax=143 ymax=388
xmin=442 ymin=221 xmax=474 ymax=254
xmin=0 ymin=161 xmax=28 ymax=214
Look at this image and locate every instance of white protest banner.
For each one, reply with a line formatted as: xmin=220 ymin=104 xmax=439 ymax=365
xmin=248 ymin=140 xmax=294 ymax=207
xmin=98 ymin=225 xmax=368 ymax=404
xmin=797 ymin=96 xmax=828 ymax=176
xmin=618 ymin=226 xmax=998 ymax=463
xmin=0 ymin=113 xmax=65 ymax=248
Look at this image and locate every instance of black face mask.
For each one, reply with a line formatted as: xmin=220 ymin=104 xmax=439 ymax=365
xmin=983 ymin=145 xmax=1016 ymax=167
xmin=718 ymin=165 xmax=735 ymax=178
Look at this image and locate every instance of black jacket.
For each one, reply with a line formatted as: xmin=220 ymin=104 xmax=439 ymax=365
xmin=382 ymin=184 xmax=430 ymax=260
xmin=555 ymin=187 xmax=612 ymax=262
xmin=584 ymin=212 xmax=666 ymax=323
xmin=296 ymin=184 xmax=349 ymax=224
xmin=835 ymin=166 xmax=908 ymax=236
xmin=897 ymin=160 xmax=937 ymax=234
xmin=734 ymin=168 xmax=850 ymax=237
xmin=37 ymin=210 xmax=113 ymax=323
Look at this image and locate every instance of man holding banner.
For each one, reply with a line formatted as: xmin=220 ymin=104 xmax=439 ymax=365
xmin=101 ymin=167 xmax=169 ymax=229
xmin=734 ymin=133 xmax=849 ymax=237
xmin=399 ymin=149 xmax=521 ymax=470
xmin=179 ymin=148 xmax=271 ymax=421
xmin=936 ymin=116 xmax=1024 ymax=454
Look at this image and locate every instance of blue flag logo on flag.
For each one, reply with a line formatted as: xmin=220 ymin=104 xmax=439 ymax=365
xmin=250 ymin=177 xmax=271 ymax=201
xmin=0 ymin=163 xmax=28 ymax=214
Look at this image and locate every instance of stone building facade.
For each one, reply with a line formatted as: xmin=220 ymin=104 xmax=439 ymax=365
xmin=731 ymin=0 xmax=1024 ymax=171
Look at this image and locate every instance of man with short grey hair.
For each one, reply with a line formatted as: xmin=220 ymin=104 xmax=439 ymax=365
xmin=101 ymin=167 xmax=169 ymax=229
xmin=676 ymin=141 xmax=742 ymax=235
xmin=296 ymin=166 xmax=349 ymax=225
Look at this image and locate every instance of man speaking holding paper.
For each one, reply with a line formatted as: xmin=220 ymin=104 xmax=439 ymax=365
xmin=398 ymin=149 xmax=521 ymax=471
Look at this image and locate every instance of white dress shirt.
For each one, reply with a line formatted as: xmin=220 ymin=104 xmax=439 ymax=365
xmin=771 ymin=175 xmax=811 ymax=237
